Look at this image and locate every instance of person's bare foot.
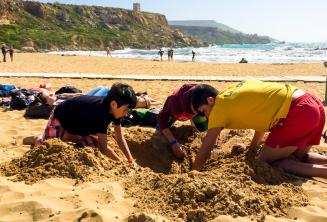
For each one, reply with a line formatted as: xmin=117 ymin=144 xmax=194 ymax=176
xmin=23 ymin=136 xmax=38 ymax=145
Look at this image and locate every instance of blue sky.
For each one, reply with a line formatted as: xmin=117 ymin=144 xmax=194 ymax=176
xmin=40 ymin=0 xmax=327 ymax=42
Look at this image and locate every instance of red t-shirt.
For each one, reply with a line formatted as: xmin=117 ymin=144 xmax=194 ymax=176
xmin=157 ymin=84 xmax=197 ymax=130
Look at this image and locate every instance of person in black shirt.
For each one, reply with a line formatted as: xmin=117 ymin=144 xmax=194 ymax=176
xmin=1 ymin=45 xmax=6 ymax=62
xmin=37 ymin=83 xmax=137 ymax=163
xmin=8 ymin=46 xmax=14 ymax=62
xmin=158 ymin=48 xmax=164 ymax=61
xmin=192 ymin=50 xmax=196 ymax=62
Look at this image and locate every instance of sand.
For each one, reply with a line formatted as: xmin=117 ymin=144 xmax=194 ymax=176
xmin=0 ymin=53 xmax=325 ymax=76
xmin=0 ymin=57 xmax=327 ymax=221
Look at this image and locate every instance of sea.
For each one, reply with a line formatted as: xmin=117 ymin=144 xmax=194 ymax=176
xmin=49 ymin=42 xmax=327 ymax=64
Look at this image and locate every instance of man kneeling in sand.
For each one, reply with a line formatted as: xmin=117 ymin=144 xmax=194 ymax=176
xmin=36 ymin=83 xmax=137 ymax=164
xmin=191 ymin=81 xmax=327 ymax=178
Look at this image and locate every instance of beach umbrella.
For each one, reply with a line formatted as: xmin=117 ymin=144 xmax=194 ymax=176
xmin=325 ymin=61 xmax=327 ymax=105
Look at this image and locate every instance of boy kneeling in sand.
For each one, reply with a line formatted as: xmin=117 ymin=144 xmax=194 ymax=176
xmin=157 ymin=84 xmax=208 ymax=159
xmin=37 ymin=83 xmax=137 ymax=164
xmin=191 ymin=80 xmax=327 ymax=178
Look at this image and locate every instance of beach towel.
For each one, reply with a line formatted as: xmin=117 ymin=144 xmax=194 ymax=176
xmin=0 ymin=84 xmax=16 ymax=97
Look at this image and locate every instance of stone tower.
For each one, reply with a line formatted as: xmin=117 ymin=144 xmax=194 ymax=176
xmin=133 ymin=3 xmax=140 ymax=12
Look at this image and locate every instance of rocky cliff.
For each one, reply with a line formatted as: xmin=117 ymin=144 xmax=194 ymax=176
xmin=169 ymin=21 xmax=272 ymax=45
xmin=0 ymin=0 xmax=203 ymax=50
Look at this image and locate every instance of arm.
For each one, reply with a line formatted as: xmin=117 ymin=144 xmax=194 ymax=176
xmin=250 ymin=131 xmax=265 ymax=147
xmin=97 ymin=133 xmax=122 ymax=161
xmin=192 ymin=127 xmax=222 ymax=171
xmin=114 ymin=124 xmax=134 ymax=163
xmin=157 ymin=96 xmax=175 ymax=132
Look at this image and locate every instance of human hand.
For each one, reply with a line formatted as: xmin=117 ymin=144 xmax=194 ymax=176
xmin=128 ymin=158 xmax=139 ymax=168
xmin=232 ymin=143 xmax=246 ymax=150
xmin=231 ymin=143 xmax=247 ymax=156
xmin=172 ymin=143 xmax=185 ymax=159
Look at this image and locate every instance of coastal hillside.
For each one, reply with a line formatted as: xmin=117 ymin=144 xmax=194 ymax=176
xmin=169 ymin=20 xmax=272 ymax=45
xmin=0 ymin=0 xmax=203 ymax=51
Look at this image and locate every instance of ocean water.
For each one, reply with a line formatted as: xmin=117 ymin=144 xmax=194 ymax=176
xmin=49 ymin=42 xmax=327 ymax=64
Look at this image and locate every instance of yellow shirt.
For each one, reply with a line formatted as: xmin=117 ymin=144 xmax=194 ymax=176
xmin=208 ymin=80 xmax=297 ymax=131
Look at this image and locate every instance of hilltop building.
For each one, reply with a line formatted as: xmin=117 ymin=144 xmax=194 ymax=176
xmin=133 ymin=3 xmax=141 ymax=12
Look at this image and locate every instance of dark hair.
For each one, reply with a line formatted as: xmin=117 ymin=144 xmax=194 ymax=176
xmin=191 ymin=84 xmax=219 ymax=110
xmin=107 ymin=83 xmax=137 ymax=108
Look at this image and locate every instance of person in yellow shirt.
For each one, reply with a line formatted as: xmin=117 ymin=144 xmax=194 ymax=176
xmin=191 ymin=81 xmax=327 ymax=178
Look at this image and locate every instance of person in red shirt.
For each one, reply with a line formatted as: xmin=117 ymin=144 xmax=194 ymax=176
xmin=157 ymin=84 xmax=208 ymax=158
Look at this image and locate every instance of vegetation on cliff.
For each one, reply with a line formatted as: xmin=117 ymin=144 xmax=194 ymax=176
xmin=0 ymin=0 xmax=202 ymax=50
xmin=169 ymin=20 xmax=272 ymax=45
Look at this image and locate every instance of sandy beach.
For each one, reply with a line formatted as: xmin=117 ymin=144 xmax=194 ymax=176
xmin=0 ymin=53 xmax=326 ymax=76
xmin=0 ymin=55 xmax=327 ymax=222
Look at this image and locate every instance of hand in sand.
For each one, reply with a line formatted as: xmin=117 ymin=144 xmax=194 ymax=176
xmin=232 ymin=143 xmax=247 ymax=155
xmin=128 ymin=158 xmax=139 ymax=168
xmin=172 ymin=143 xmax=185 ymax=159
xmin=233 ymin=143 xmax=247 ymax=150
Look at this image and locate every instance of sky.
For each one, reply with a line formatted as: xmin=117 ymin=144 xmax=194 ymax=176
xmin=40 ymin=0 xmax=327 ymax=42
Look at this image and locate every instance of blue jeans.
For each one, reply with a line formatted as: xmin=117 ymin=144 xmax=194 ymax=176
xmin=86 ymin=86 xmax=109 ymax=97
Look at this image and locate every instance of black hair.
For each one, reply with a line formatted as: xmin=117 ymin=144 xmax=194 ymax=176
xmin=191 ymin=84 xmax=219 ymax=110
xmin=107 ymin=83 xmax=137 ymax=108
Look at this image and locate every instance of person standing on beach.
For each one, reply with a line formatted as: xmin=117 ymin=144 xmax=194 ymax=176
xmin=1 ymin=45 xmax=6 ymax=62
xmin=167 ymin=49 xmax=171 ymax=61
xmin=191 ymin=81 xmax=327 ymax=178
xmin=106 ymin=46 xmax=112 ymax=57
xmin=170 ymin=48 xmax=174 ymax=61
xmin=158 ymin=49 xmax=164 ymax=61
xmin=8 ymin=46 xmax=14 ymax=62
xmin=192 ymin=50 xmax=196 ymax=62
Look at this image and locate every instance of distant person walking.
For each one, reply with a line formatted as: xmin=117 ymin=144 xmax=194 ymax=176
xmin=158 ymin=48 xmax=164 ymax=61
xmin=170 ymin=48 xmax=174 ymax=61
xmin=8 ymin=46 xmax=14 ymax=62
xmin=1 ymin=45 xmax=6 ymax=62
xmin=192 ymin=50 xmax=196 ymax=62
xmin=106 ymin=46 xmax=112 ymax=57
xmin=167 ymin=49 xmax=171 ymax=61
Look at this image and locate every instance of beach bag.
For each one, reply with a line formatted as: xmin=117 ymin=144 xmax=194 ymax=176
xmin=55 ymin=86 xmax=82 ymax=95
xmin=121 ymin=110 xmax=144 ymax=127
xmin=0 ymin=84 xmax=16 ymax=97
xmin=142 ymin=108 xmax=160 ymax=127
xmin=10 ymin=93 xmax=29 ymax=110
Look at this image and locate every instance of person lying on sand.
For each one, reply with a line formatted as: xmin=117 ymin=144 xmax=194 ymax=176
xmin=35 ymin=83 xmax=137 ymax=164
xmin=191 ymin=81 xmax=327 ymax=178
xmin=157 ymin=84 xmax=208 ymax=159
xmin=41 ymin=86 xmax=160 ymax=108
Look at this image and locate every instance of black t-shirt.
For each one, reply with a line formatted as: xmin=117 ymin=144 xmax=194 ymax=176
xmin=54 ymin=95 xmax=120 ymax=136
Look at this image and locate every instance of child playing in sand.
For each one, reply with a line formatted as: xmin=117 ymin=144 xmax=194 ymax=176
xmin=36 ymin=83 xmax=137 ymax=163
xmin=157 ymin=84 xmax=208 ymax=159
xmin=191 ymin=81 xmax=327 ymax=178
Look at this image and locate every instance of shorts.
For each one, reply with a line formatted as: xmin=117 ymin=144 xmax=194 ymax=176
xmin=265 ymin=93 xmax=325 ymax=148
xmin=36 ymin=109 xmax=65 ymax=146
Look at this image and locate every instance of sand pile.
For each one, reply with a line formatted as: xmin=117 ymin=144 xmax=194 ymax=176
xmin=0 ymin=139 xmax=131 ymax=184
xmin=0 ymin=126 xmax=310 ymax=221
xmin=123 ymin=127 xmax=308 ymax=221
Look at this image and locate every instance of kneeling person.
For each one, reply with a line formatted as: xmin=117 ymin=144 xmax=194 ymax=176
xmin=37 ymin=83 xmax=137 ymax=163
xmin=191 ymin=81 xmax=327 ymax=178
xmin=157 ymin=84 xmax=208 ymax=158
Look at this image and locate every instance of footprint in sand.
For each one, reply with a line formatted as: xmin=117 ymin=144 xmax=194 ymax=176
xmin=0 ymin=200 xmax=53 ymax=221
xmin=5 ymin=129 xmax=18 ymax=136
